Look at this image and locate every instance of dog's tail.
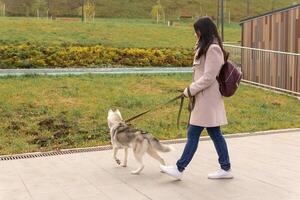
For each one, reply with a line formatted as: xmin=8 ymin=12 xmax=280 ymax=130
xmin=148 ymin=137 xmax=173 ymax=153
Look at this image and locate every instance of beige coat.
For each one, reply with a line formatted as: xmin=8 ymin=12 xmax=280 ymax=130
xmin=183 ymin=44 xmax=228 ymax=127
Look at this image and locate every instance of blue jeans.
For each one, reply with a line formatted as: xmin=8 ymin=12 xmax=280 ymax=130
xmin=176 ymin=124 xmax=231 ymax=172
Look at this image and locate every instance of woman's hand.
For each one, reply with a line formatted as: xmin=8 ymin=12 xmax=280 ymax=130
xmin=183 ymin=88 xmax=189 ymax=98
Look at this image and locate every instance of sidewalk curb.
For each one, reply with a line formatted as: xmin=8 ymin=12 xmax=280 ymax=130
xmin=0 ymin=128 xmax=299 ymax=161
xmin=163 ymin=128 xmax=300 ymax=144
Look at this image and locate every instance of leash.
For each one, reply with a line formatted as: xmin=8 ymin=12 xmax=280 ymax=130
xmin=125 ymin=94 xmax=185 ymax=129
xmin=177 ymin=94 xmax=185 ymax=129
xmin=100 ymin=93 xmax=186 ymax=134
xmin=104 ymin=90 xmax=195 ymax=132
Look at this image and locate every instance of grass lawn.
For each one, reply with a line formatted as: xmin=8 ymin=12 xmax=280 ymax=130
xmin=0 ymin=17 xmax=241 ymax=48
xmin=0 ymin=74 xmax=299 ymax=155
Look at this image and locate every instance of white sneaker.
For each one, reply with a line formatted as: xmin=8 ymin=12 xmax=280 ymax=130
xmin=160 ymin=165 xmax=182 ymax=180
xmin=208 ymin=169 xmax=233 ymax=179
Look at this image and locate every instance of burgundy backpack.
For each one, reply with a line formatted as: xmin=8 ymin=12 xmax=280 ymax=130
xmin=216 ymin=56 xmax=242 ymax=97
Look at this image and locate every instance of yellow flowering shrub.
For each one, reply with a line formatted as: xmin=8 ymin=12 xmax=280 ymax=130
xmin=0 ymin=44 xmax=193 ymax=68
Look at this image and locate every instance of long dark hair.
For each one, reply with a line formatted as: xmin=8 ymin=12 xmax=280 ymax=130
xmin=194 ymin=17 xmax=228 ymax=60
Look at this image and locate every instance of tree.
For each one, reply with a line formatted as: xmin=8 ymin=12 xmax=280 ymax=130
xmin=0 ymin=0 xmax=5 ymax=16
xmin=78 ymin=0 xmax=95 ymax=22
xmin=151 ymin=0 xmax=165 ymax=23
xmin=21 ymin=0 xmax=34 ymax=16
xmin=49 ymin=0 xmax=81 ymax=18
xmin=84 ymin=0 xmax=95 ymax=22
xmin=1 ymin=0 xmax=81 ymax=17
xmin=32 ymin=0 xmax=47 ymax=18
xmin=246 ymin=0 xmax=250 ymax=17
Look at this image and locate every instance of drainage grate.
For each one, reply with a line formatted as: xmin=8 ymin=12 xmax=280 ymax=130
xmin=0 ymin=145 xmax=113 ymax=161
xmin=0 ymin=140 xmax=188 ymax=161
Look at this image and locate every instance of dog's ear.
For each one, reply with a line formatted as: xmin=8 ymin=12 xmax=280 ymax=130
xmin=116 ymin=109 xmax=123 ymax=119
xmin=108 ymin=109 xmax=114 ymax=116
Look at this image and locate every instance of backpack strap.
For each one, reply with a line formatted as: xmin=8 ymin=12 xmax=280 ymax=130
xmin=211 ymin=42 xmax=229 ymax=62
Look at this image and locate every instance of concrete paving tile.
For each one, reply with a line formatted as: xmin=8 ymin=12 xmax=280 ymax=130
xmin=0 ymin=130 xmax=299 ymax=200
xmin=100 ymin=183 xmax=150 ymax=200
xmin=0 ymin=188 xmax=32 ymax=200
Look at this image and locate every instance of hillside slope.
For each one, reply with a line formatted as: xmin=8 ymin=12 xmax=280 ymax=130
xmin=3 ymin=0 xmax=300 ymax=22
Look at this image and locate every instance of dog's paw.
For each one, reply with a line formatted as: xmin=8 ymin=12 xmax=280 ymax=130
xmin=121 ymin=164 xmax=127 ymax=167
xmin=131 ymin=166 xmax=144 ymax=175
xmin=115 ymin=159 xmax=121 ymax=165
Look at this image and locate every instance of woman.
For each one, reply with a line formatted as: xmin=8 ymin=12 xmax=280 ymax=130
xmin=160 ymin=17 xmax=233 ymax=180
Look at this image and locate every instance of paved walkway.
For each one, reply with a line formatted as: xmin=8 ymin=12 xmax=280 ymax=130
xmin=0 ymin=130 xmax=300 ymax=200
xmin=0 ymin=67 xmax=192 ymax=76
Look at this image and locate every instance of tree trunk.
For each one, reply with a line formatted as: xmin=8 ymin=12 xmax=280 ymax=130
xmin=246 ymin=0 xmax=250 ymax=16
xmin=82 ymin=0 xmax=85 ymax=22
xmin=25 ymin=6 xmax=30 ymax=17
xmin=217 ymin=0 xmax=220 ymax=29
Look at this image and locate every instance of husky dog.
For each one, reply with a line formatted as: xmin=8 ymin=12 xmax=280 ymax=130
xmin=107 ymin=109 xmax=172 ymax=174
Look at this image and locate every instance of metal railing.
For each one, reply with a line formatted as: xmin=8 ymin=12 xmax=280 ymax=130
xmin=224 ymin=44 xmax=300 ymax=96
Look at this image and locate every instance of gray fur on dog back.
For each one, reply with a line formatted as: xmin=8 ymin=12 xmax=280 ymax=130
xmin=112 ymin=123 xmax=170 ymax=152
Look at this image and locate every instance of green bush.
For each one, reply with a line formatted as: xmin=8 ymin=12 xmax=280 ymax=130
xmin=0 ymin=44 xmax=194 ymax=68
